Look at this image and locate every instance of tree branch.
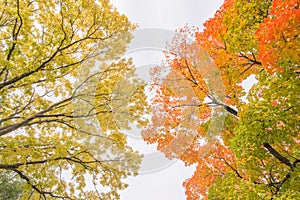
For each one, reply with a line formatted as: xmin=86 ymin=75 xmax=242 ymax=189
xmin=12 ymin=168 xmax=73 ymax=200
xmin=6 ymin=0 xmax=23 ymax=61
xmin=263 ymin=142 xmax=294 ymax=169
xmin=223 ymin=105 xmax=238 ymax=117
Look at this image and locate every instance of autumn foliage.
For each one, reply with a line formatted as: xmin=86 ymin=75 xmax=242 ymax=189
xmin=256 ymin=0 xmax=300 ymax=74
xmin=143 ymin=0 xmax=300 ymax=199
xmin=0 ymin=0 xmax=144 ymax=199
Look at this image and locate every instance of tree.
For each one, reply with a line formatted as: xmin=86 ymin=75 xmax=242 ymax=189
xmin=210 ymin=69 xmax=300 ymax=199
xmin=143 ymin=0 xmax=300 ymax=199
xmin=143 ymin=28 xmax=239 ymax=200
xmin=0 ymin=0 xmax=147 ymax=199
xmin=0 ymin=170 xmax=24 ymax=200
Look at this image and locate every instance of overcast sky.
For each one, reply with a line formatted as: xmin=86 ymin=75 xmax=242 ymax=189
xmin=110 ymin=1 xmax=224 ymax=199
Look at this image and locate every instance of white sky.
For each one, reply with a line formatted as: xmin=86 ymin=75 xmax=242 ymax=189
xmin=110 ymin=1 xmax=224 ymax=200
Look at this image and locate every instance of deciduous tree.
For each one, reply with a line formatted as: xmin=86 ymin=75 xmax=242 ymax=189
xmin=143 ymin=0 xmax=300 ymax=199
xmin=0 ymin=0 xmax=147 ymax=199
xmin=0 ymin=170 xmax=24 ymax=200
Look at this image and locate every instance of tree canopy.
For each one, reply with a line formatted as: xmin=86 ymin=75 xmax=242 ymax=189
xmin=0 ymin=170 xmax=24 ymax=199
xmin=143 ymin=0 xmax=300 ymax=199
xmin=1 ymin=0 xmax=299 ymax=199
xmin=0 ymin=0 xmax=147 ymax=199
